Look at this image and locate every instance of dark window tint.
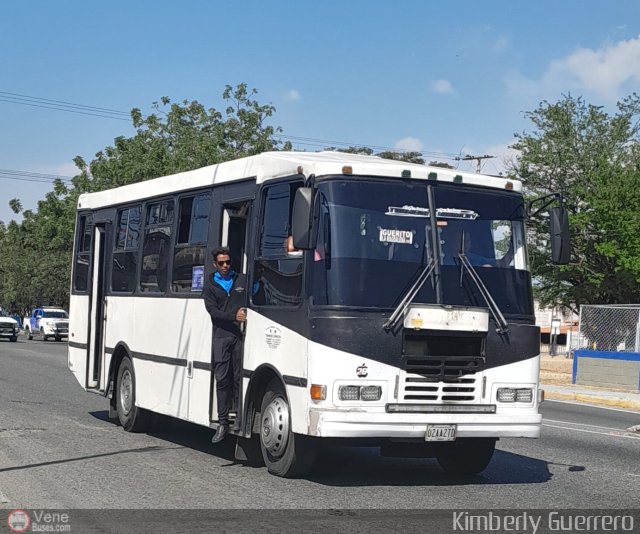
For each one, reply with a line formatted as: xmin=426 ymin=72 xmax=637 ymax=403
xmin=74 ymin=213 xmax=94 ymax=292
xmin=141 ymin=200 xmax=174 ymax=293
xmin=177 ymin=193 xmax=210 ymax=245
xmin=172 ymin=192 xmax=210 ymax=293
xmin=42 ymin=310 xmax=68 ymax=319
xmin=259 ymin=183 xmax=291 ymax=259
xmin=112 ymin=206 xmax=141 ymax=293
xmin=253 ymin=182 xmax=303 ymax=306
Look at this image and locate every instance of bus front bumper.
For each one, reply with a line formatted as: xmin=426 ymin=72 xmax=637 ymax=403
xmin=307 ymin=408 xmax=541 ymax=439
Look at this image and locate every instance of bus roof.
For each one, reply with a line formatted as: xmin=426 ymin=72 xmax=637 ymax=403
xmin=77 ymin=151 xmax=522 ymax=210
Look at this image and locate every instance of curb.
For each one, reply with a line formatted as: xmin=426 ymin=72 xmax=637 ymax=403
xmin=543 ymin=389 xmax=640 ymax=412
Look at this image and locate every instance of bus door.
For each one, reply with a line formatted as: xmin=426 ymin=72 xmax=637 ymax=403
xmin=203 ymin=180 xmax=256 ymax=424
xmin=87 ymin=223 xmax=108 ymax=390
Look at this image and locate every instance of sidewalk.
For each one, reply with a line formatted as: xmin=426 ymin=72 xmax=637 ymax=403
xmin=540 ymin=354 xmax=640 ymax=412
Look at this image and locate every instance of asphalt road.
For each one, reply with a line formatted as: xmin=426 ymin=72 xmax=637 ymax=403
xmin=1 ymin=338 xmax=639 ymax=511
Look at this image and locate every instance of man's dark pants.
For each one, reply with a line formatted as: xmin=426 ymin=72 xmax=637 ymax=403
xmin=213 ymin=335 xmax=242 ymax=426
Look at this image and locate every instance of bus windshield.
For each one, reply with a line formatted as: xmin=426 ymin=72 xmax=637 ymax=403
xmin=311 ymin=179 xmax=533 ymax=317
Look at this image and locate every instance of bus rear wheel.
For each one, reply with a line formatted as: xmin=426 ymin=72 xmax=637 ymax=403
xmin=436 ymin=438 xmax=496 ymax=475
xmin=259 ymin=379 xmax=317 ymax=478
xmin=116 ymin=356 xmax=150 ymax=432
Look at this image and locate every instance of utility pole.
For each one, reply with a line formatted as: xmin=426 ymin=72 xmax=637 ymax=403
xmin=455 ymin=154 xmax=494 ymax=173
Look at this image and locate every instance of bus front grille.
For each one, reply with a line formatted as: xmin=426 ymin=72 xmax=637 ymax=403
xmin=400 ymin=356 xmax=484 ymax=403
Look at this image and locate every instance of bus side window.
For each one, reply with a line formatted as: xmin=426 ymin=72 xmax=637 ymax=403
xmin=140 ymin=200 xmax=174 ymax=293
xmin=172 ymin=192 xmax=210 ymax=293
xmin=253 ymin=182 xmax=303 ymax=307
xmin=112 ymin=205 xmax=141 ymax=293
xmin=74 ymin=213 xmax=94 ymax=292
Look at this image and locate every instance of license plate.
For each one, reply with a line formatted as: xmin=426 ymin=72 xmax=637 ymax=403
xmin=425 ymin=424 xmax=457 ymax=441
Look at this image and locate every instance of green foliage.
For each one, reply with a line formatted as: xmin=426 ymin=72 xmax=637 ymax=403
xmin=377 ymin=151 xmax=425 ymax=165
xmin=328 ymin=146 xmax=427 ymax=165
xmin=0 ymin=84 xmax=287 ymax=310
xmin=511 ymin=93 xmax=640 ymax=310
xmin=428 ymin=161 xmax=454 ymax=169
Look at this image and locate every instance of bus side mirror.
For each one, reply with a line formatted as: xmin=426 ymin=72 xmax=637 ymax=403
xmin=550 ymin=207 xmax=571 ymax=264
xmin=291 ymin=187 xmax=317 ymax=249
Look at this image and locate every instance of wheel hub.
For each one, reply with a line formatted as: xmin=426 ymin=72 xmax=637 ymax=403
xmin=261 ymin=396 xmax=289 ymax=457
xmin=120 ymin=370 xmax=133 ymax=415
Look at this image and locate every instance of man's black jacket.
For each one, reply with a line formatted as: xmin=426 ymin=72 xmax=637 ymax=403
xmin=203 ymin=272 xmax=247 ymax=338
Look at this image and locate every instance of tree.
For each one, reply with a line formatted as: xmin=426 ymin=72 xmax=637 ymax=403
xmin=326 ymin=146 xmax=374 ymax=156
xmin=326 ymin=146 xmax=428 ymax=165
xmin=0 ymin=84 xmax=288 ymax=309
xmin=428 ymin=161 xmax=454 ymax=169
xmin=376 ymin=151 xmax=425 ymax=165
xmin=510 ymin=94 xmax=640 ymax=311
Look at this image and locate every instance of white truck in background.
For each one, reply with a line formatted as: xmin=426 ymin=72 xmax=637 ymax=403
xmin=24 ymin=307 xmax=69 ymax=341
xmin=0 ymin=309 xmax=19 ymax=342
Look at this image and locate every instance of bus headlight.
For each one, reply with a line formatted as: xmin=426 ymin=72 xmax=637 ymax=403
xmin=497 ymin=388 xmax=533 ymax=403
xmin=516 ymin=388 xmax=533 ymax=402
xmin=497 ymin=388 xmax=516 ymax=402
xmin=361 ymin=386 xmax=382 ymax=401
xmin=338 ymin=385 xmax=382 ymax=401
xmin=338 ymin=386 xmax=361 ymax=401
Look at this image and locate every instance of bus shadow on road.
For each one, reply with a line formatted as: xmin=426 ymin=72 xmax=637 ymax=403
xmin=306 ymin=447 xmax=554 ymax=487
xmin=91 ymin=411 xmax=560 ymax=485
xmin=90 ymin=411 xmax=238 ymax=461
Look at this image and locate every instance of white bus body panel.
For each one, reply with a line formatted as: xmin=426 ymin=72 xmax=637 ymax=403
xmin=307 ymin=341 xmax=541 ymax=439
xmin=243 ymin=309 xmax=309 ymax=434
xmin=106 ymin=296 xmax=211 ymax=421
xmin=68 ymin=294 xmax=90 ymax=388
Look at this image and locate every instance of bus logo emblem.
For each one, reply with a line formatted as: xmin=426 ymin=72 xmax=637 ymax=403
xmin=356 ymin=364 xmax=368 ymax=377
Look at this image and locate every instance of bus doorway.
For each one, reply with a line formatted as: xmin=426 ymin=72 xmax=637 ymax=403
xmin=203 ymin=180 xmax=257 ymax=427
xmin=87 ymin=224 xmax=107 ymax=391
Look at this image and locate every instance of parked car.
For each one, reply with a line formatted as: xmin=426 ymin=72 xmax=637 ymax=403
xmin=24 ymin=307 xmax=69 ymax=341
xmin=0 ymin=309 xmax=19 ymax=342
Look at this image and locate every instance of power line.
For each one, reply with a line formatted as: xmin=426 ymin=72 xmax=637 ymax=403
xmin=275 ymin=134 xmax=461 ymax=159
xmin=454 ymin=154 xmax=495 ymax=173
xmin=1 ymin=90 xmax=468 ymax=162
xmin=0 ymin=97 xmax=131 ymax=121
xmin=0 ymin=169 xmax=74 ymax=184
xmin=0 ymin=91 xmax=131 ymax=116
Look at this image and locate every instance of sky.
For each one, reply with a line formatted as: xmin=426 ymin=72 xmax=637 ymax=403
xmin=1 ymin=0 xmax=640 ymax=223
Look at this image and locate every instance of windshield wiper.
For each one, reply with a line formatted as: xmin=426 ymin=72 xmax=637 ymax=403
xmin=457 ymin=252 xmax=509 ymax=334
xmin=383 ymin=258 xmax=436 ymax=331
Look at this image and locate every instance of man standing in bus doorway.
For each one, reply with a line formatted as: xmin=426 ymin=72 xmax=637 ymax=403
xmin=204 ymin=246 xmax=247 ymax=443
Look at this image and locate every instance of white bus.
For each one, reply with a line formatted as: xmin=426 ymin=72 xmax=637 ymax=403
xmin=68 ymin=151 xmax=569 ymax=477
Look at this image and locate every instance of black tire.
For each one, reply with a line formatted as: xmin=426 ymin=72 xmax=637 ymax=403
xmin=108 ymin=400 xmax=120 ymax=425
xmin=436 ymin=438 xmax=496 ymax=475
xmin=55 ymin=336 xmax=61 ymax=342
xmin=9 ymin=336 xmax=17 ymax=342
xmin=235 ymin=435 xmax=265 ymax=467
xmin=116 ymin=356 xmax=150 ymax=432
xmin=26 ymin=327 xmax=33 ymax=340
xmin=259 ymin=378 xmax=317 ymax=478
xmin=40 ymin=328 xmax=48 ymax=342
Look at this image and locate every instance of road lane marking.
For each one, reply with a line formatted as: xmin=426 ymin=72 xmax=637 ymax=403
xmin=542 ymin=423 xmax=640 ymax=440
xmin=545 ymin=399 xmax=640 ymax=414
xmin=543 ymin=418 xmax=633 ymax=432
xmin=0 ymin=489 xmax=9 ymax=503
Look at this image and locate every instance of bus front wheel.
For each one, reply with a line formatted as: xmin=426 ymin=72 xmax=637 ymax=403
xmin=436 ymin=438 xmax=496 ymax=475
xmin=259 ymin=379 xmax=317 ymax=478
xmin=116 ymin=356 xmax=150 ymax=432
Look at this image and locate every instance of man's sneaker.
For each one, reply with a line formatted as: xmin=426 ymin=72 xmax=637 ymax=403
xmin=211 ymin=424 xmax=229 ymax=444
